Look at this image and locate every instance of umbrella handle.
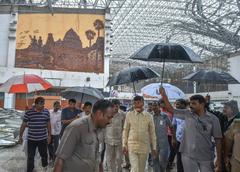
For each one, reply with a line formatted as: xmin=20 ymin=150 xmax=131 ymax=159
xmin=161 ymin=60 xmax=165 ymax=86
xmin=26 ymin=93 xmax=29 ymax=107
xmin=132 ymin=82 xmax=136 ymax=95
xmin=159 ymin=47 xmax=167 ymax=86
xmin=80 ymin=86 xmax=86 ymax=103
xmin=80 ymin=93 xmax=84 ymax=103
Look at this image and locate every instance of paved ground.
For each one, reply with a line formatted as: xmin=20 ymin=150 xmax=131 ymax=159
xmin=0 ymin=145 xmax=177 ymax=172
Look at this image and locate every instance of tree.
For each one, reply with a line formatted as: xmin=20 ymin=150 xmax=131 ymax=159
xmin=85 ymin=30 xmax=96 ymax=47
xmin=166 ymin=0 xmax=240 ymax=56
xmin=93 ymin=19 xmax=104 ymax=38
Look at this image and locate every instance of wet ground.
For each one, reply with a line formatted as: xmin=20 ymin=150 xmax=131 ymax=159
xmin=0 ymin=145 xmax=177 ymax=172
xmin=0 ymin=145 xmax=52 ymax=172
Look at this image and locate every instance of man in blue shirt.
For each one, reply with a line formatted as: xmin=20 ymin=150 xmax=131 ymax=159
xmin=19 ymin=97 xmax=51 ymax=172
xmin=172 ymin=99 xmax=187 ymax=172
xmin=60 ymin=99 xmax=81 ymax=137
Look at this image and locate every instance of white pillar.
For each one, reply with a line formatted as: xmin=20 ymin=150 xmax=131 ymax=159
xmin=3 ymin=10 xmax=18 ymax=109
xmin=193 ymin=66 xmax=197 ymax=94
xmin=4 ymin=93 xmax=15 ymax=109
xmin=103 ymin=12 xmax=111 ymax=92
xmin=228 ymin=54 xmax=240 ymax=106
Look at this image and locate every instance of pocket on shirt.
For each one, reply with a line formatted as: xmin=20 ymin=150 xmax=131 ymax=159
xmin=82 ymin=137 xmax=96 ymax=159
xmin=84 ymin=137 xmax=94 ymax=145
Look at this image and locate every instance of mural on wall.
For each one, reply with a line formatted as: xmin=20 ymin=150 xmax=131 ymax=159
xmin=15 ymin=13 xmax=105 ymax=73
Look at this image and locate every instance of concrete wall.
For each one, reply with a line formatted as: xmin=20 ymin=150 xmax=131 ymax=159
xmin=228 ymin=53 xmax=240 ymax=106
xmin=186 ymin=91 xmax=229 ymax=101
xmin=0 ymin=14 xmax=10 ymax=67
xmin=0 ymin=8 xmax=111 ymax=108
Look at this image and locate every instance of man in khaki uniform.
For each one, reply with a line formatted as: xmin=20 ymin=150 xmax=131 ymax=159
xmin=122 ymin=96 xmax=157 ymax=172
xmin=105 ymin=99 xmax=125 ymax=172
xmin=53 ymin=100 xmax=113 ymax=172
xmin=160 ymin=87 xmax=222 ymax=172
xmin=225 ymin=119 xmax=240 ymax=172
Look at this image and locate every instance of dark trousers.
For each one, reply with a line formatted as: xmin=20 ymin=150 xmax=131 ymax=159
xmin=27 ymin=139 xmax=48 ymax=172
xmin=168 ymin=135 xmax=176 ymax=164
xmin=176 ymin=141 xmax=184 ymax=172
xmin=48 ymin=135 xmax=60 ymax=161
xmin=148 ymin=153 xmax=153 ymax=166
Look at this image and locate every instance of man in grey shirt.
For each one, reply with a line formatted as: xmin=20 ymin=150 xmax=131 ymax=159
xmin=159 ymin=87 xmax=222 ymax=172
xmin=152 ymin=101 xmax=172 ymax=172
xmin=53 ymin=100 xmax=114 ymax=172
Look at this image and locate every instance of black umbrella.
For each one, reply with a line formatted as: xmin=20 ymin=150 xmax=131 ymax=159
xmin=107 ymin=66 xmax=160 ymax=94
xmin=130 ymin=43 xmax=202 ymax=84
xmin=61 ymin=86 xmax=104 ymax=103
xmin=183 ymin=70 xmax=240 ymax=84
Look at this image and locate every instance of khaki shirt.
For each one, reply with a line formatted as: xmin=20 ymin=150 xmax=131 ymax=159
xmin=122 ymin=110 xmax=156 ymax=154
xmin=56 ymin=116 xmax=101 ymax=172
xmin=225 ymin=119 xmax=240 ymax=162
xmin=153 ymin=112 xmax=172 ymax=149
xmin=105 ymin=110 xmax=125 ymax=145
xmin=173 ymin=109 xmax=222 ymax=161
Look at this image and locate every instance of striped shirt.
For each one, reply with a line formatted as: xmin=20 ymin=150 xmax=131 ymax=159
xmin=23 ymin=108 xmax=50 ymax=141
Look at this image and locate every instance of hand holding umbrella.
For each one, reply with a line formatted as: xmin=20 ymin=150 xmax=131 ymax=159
xmin=159 ymin=86 xmax=166 ymax=97
xmin=158 ymin=86 xmax=174 ymax=114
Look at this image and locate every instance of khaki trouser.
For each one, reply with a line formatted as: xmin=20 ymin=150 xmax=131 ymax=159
xmin=129 ymin=152 xmax=148 ymax=172
xmin=231 ymin=158 xmax=240 ymax=172
xmin=181 ymin=154 xmax=214 ymax=172
xmin=105 ymin=144 xmax=123 ymax=172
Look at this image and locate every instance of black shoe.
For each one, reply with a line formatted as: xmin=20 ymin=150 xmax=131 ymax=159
xmin=123 ymin=164 xmax=131 ymax=169
xmin=167 ymin=162 xmax=174 ymax=169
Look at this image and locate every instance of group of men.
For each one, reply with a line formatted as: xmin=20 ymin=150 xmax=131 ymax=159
xmin=18 ymin=97 xmax=94 ymax=172
xmin=18 ymin=86 xmax=240 ymax=172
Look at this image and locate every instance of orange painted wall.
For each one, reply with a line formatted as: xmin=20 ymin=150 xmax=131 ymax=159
xmin=15 ymin=96 xmax=66 ymax=110
xmin=15 ymin=98 xmax=34 ymax=110
xmin=0 ymin=100 xmax=4 ymax=108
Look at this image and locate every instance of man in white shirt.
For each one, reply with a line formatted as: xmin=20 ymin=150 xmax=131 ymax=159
xmin=48 ymin=101 xmax=62 ymax=162
xmin=80 ymin=102 xmax=92 ymax=118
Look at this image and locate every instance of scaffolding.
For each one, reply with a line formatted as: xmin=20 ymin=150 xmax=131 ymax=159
xmin=0 ymin=0 xmax=240 ymax=64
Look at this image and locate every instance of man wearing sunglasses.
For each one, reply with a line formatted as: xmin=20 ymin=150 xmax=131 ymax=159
xmin=19 ymin=97 xmax=51 ymax=172
xmin=159 ymin=87 xmax=222 ymax=172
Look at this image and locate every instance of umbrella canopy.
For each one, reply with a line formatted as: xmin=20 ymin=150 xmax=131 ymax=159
xmin=130 ymin=43 xmax=202 ymax=63
xmin=0 ymin=74 xmax=52 ymax=93
xmin=183 ymin=70 xmax=240 ymax=84
xmin=141 ymin=83 xmax=185 ymax=101
xmin=61 ymin=86 xmax=104 ymax=103
xmin=107 ymin=66 xmax=160 ymax=86
xmin=130 ymin=43 xmax=202 ymax=85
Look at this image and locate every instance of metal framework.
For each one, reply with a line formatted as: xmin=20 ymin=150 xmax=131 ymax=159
xmin=1 ymin=0 xmax=240 ymax=64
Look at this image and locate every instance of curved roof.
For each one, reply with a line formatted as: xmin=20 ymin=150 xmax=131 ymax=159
xmin=1 ymin=0 xmax=240 ymax=64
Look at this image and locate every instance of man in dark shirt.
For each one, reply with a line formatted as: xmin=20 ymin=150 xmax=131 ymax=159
xmin=206 ymin=96 xmax=240 ymax=172
xmin=19 ymin=97 xmax=51 ymax=172
xmin=222 ymin=100 xmax=240 ymax=131
xmin=60 ymin=99 xmax=81 ymax=137
xmin=205 ymin=96 xmax=240 ymax=134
